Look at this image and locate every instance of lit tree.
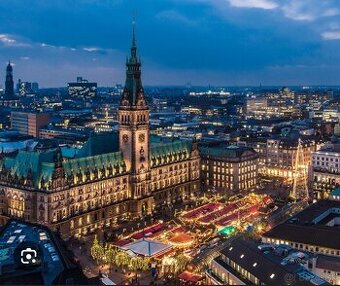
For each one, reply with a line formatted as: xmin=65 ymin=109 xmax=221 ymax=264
xmin=161 ymin=256 xmax=177 ymax=275
xmin=115 ymin=251 xmax=131 ymax=268
xmin=141 ymin=257 xmax=151 ymax=271
xmin=105 ymin=244 xmax=118 ymax=268
xmin=90 ymin=235 xmax=105 ymax=264
xmin=175 ymin=254 xmax=190 ymax=273
xmin=128 ymin=256 xmax=140 ymax=271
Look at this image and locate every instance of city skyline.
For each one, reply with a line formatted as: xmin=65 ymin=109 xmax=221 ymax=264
xmin=1 ymin=0 xmax=340 ymax=87
xmin=1 ymin=5 xmax=340 ymax=284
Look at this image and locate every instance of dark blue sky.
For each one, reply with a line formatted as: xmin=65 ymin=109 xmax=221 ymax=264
xmin=1 ymin=0 xmax=340 ymax=87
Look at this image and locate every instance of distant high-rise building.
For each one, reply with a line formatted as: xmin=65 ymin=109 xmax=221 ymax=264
xmin=4 ymin=61 xmax=14 ymax=99
xmin=16 ymin=79 xmax=39 ymax=96
xmin=68 ymin=77 xmax=97 ymax=99
xmin=11 ymin=111 xmax=51 ymax=137
xmin=31 ymin=82 xmax=39 ymax=92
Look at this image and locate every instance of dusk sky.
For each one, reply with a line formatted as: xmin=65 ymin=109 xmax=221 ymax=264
xmin=1 ymin=0 xmax=340 ymax=87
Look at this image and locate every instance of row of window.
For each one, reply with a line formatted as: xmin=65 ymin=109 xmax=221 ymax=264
xmin=314 ymin=156 xmax=340 ymax=162
xmin=53 ymin=202 xmax=127 ymax=223
xmin=265 ymin=238 xmax=340 ymax=256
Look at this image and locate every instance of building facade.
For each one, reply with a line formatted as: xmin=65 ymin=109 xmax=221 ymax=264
xmin=244 ymin=97 xmax=268 ymax=118
xmin=262 ymin=197 xmax=340 ymax=258
xmin=11 ymin=111 xmax=51 ymax=137
xmin=312 ymin=144 xmax=340 ymax=199
xmin=201 ymin=145 xmax=258 ymax=195
xmin=0 ymin=28 xmax=200 ymax=238
xmin=263 ymin=137 xmax=316 ymax=180
xmin=68 ymin=77 xmax=97 ymax=99
xmin=17 ymin=79 xmax=39 ymax=96
xmin=206 ymin=237 xmax=328 ymax=286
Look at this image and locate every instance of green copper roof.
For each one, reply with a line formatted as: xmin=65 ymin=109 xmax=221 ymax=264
xmin=39 ymin=162 xmax=56 ymax=185
xmin=3 ymin=149 xmax=56 ymax=188
xmin=200 ymin=145 xmax=256 ymax=159
xmin=61 ymin=133 xmax=119 ymax=159
xmin=62 ymin=151 xmax=126 ymax=177
xmin=1 ymin=146 xmax=126 ymax=190
xmin=150 ymin=140 xmax=192 ymax=167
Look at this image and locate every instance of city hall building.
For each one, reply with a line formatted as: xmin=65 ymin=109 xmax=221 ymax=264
xmin=0 ymin=29 xmax=200 ymax=238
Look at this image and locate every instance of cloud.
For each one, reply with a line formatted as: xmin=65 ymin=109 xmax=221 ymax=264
xmin=322 ymin=8 xmax=340 ymax=17
xmin=199 ymin=0 xmax=340 ymax=42
xmin=41 ymin=43 xmax=56 ymax=48
xmin=83 ymin=47 xmax=109 ymax=55
xmin=20 ymin=56 xmax=30 ymax=60
xmin=281 ymin=0 xmax=340 ymax=22
xmin=0 ymin=34 xmax=16 ymax=45
xmin=321 ymin=31 xmax=340 ymax=40
xmin=83 ymin=47 xmax=100 ymax=52
xmin=0 ymin=34 xmax=30 ymax=47
xmin=156 ymin=10 xmax=197 ymax=26
xmin=2 ymin=0 xmax=340 ymax=86
xmin=281 ymin=2 xmax=315 ymax=21
xmin=227 ymin=0 xmax=278 ymax=10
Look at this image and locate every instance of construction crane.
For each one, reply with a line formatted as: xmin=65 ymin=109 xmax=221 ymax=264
xmin=290 ymin=138 xmax=309 ymax=202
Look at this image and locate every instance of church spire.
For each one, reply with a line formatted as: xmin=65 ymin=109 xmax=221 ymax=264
xmin=4 ymin=60 xmax=14 ymax=99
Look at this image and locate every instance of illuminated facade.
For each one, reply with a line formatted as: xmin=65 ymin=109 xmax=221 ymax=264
xmin=262 ymin=137 xmax=315 ymax=180
xmin=0 ymin=27 xmax=200 ymax=237
xmin=244 ymin=97 xmax=268 ymax=117
xmin=68 ymin=77 xmax=97 ymax=99
xmin=206 ymin=237 xmax=328 ymax=286
xmin=312 ymin=145 xmax=340 ymax=199
xmin=201 ymin=145 xmax=258 ymax=194
xmin=244 ymin=89 xmax=301 ymax=119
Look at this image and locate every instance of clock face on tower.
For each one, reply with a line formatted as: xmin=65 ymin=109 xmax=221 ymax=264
xmin=123 ymin=134 xmax=129 ymax=143
xmin=138 ymin=133 xmax=145 ymax=143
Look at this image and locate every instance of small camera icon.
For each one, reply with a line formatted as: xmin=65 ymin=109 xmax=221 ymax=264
xmin=20 ymin=247 xmax=38 ymax=265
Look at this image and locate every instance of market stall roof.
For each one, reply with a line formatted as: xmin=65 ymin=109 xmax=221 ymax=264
xmin=121 ymin=238 xmax=172 ymax=257
xmin=168 ymin=232 xmax=194 ymax=247
xmin=218 ymin=225 xmax=237 ymax=236
xmin=178 ymin=271 xmax=203 ymax=283
xmin=112 ymin=239 xmax=131 ymax=247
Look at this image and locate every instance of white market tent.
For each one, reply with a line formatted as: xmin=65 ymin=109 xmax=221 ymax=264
xmin=121 ymin=238 xmax=172 ymax=258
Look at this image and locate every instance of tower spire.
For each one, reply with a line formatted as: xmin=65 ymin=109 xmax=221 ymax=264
xmin=118 ymin=22 xmax=150 ymax=206
xmin=5 ymin=60 xmax=14 ymax=99
xmin=131 ymin=14 xmax=137 ymax=59
xmin=132 ymin=15 xmax=136 ymax=48
xmin=120 ymin=17 xmax=145 ymax=107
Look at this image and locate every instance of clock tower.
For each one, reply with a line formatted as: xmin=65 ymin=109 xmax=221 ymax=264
xmin=118 ymin=23 xmax=151 ymax=215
